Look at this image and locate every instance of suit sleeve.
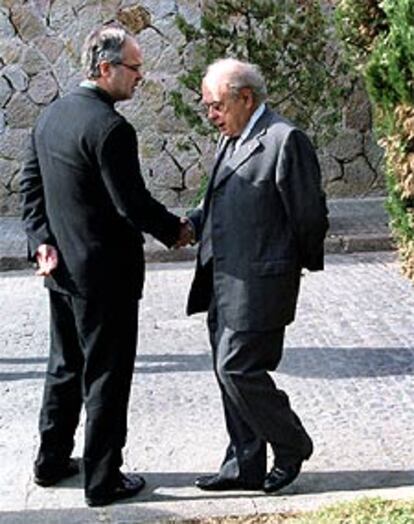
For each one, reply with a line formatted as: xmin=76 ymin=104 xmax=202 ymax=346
xmin=186 ymin=203 xmax=203 ymax=242
xmin=98 ymin=120 xmax=181 ymax=248
xmin=20 ymin=131 xmax=55 ymax=261
xmin=276 ymin=129 xmax=329 ymax=270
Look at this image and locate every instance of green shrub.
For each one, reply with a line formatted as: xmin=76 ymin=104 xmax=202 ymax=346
xmin=337 ymin=0 xmax=414 ymax=280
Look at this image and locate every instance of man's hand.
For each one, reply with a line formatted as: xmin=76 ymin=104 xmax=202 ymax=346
xmin=174 ymin=217 xmax=195 ymax=248
xmin=35 ymin=244 xmax=58 ymax=276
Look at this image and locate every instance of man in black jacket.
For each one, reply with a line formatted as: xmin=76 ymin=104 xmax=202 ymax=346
xmin=20 ymin=24 xmax=191 ymax=507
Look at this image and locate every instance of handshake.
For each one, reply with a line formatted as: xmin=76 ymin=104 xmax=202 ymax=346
xmin=174 ymin=217 xmax=195 ymax=249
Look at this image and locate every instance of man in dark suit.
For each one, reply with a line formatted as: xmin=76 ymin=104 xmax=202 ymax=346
xmin=20 ymin=24 xmax=191 ymax=507
xmin=187 ymin=58 xmax=329 ymax=493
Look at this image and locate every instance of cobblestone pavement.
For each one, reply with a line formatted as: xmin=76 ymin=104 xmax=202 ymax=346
xmin=0 ymin=252 xmax=413 ymax=523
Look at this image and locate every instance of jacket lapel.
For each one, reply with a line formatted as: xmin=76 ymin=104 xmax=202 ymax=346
xmin=212 ymin=107 xmax=274 ymax=189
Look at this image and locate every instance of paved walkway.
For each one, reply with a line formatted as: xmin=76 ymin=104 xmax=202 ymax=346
xmin=0 ymin=250 xmax=413 ymax=523
xmin=0 ymin=197 xmax=394 ymax=270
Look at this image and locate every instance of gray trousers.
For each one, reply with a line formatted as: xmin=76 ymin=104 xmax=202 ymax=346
xmin=207 ymin=296 xmax=313 ymax=483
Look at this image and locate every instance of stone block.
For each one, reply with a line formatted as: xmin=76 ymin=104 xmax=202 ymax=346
xmin=0 ymin=76 xmax=12 ymax=107
xmin=0 ymin=128 xmax=30 ymax=161
xmin=319 ymin=154 xmax=343 ymax=186
xmin=138 ymin=27 xmax=163 ymax=71
xmin=155 ymin=16 xmax=187 ymax=48
xmin=325 ymin=129 xmax=363 ymax=162
xmin=343 ymin=156 xmax=376 ymax=196
xmin=52 ymin=48 xmax=81 ymax=92
xmin=0 ymin=158 xmax=19 ymax=186
xmin=118 ymin=98 xmax=158 ymax=133
xmin=166 ymin=135 xmax=202 ymax=168
xmin=21 ymin=47 xmax=49 ymax=76
xmin=363 ymin=132 xmax=385 ymax=173
xmin=5 ymin=93 xmax=40 ymax=129
xmin=184 ymin=162 xmax=204 ymax=191
xmin=116 ymin=4 xmax=152 ymax=33
xmin=48 ymin=0 xmax=76 ymax=33
xmin=176 ymin=0 xmax=202 ymax=27
xmin=0 ymin=7 xmax=16 ymax=38
xmin=2 ymin=64 xmax=29 ymax=91
xmin=156 ymin=45 xmax=182 ymax=75
xmin=138 ymin=128 xmax=165 ymax=158
xmin=0 ymin=37 xmax=24 ymax=65
xmin=28 ymin=72 xmax=59 ymax=105
xmin=343 ymin=80 xmax=372 ymax=132
xmin=10 ymin=4 xmax=45 ymax=41
xmin=156 ymin=104 xmax=189 ymax=134
xmin=139 ymin=77 xmax=165 ymax=112
xmin=138 ymin=0 xmax=176 ymax=21
xmin=145 ymin=150 xmax=184 ymax=189
xmin=33 ymin=35 xmax=65 ymax=64
xmin=9 ymin=170 xmax=20 ymax=192
xmin=0 ymin=189 xmax=19 ymax=215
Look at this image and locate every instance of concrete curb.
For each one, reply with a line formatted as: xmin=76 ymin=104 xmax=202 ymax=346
xmin=0 ymin=198 xmax=395 ymax=271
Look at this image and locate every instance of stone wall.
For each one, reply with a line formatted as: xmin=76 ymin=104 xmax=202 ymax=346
xmin=0 ymin=0 xmax=385 ymax=216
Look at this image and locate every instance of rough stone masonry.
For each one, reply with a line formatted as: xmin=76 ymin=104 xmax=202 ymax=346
xmin=0 ymin=0 xmax=385 ymax=215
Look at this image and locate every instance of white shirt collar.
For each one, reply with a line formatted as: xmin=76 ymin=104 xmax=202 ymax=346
xmin=234 ymin=102 xmax=266 ymax=151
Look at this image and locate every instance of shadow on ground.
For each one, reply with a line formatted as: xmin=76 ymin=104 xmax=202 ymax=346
xmin=138 ymin=470 xmax=414 ymax=501
xmin=1 ymin=346 xmax=413 ymax=381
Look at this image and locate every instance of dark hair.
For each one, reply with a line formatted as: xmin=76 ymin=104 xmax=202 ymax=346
xmin=81 ymin=24 xmax=130 ymax=79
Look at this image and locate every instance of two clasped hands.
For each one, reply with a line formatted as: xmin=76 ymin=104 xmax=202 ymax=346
xmin=174 ymin=217 xmax=195 ymax=249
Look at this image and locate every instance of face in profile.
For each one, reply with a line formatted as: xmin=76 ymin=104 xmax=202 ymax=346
xmin=106 ymin=37 xmax=144 ymax=101
xmin=201 ymin=78 xmax=255 ymax=137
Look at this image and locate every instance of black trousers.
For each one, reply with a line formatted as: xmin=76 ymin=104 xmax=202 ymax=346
xmin=35 ymin=289 xmax=138 ymax=499
xmin=207 ymin=296 xmax=313 ymax=484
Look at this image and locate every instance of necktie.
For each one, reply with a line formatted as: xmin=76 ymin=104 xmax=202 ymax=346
xmin=222 ymin=136 xmax=237 ymax=161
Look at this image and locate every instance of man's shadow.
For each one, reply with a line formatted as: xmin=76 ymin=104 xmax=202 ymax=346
xmin=141 ymin=469 xmax=414 ymax=500
xmin=58 ymin=469 xmax=414 ymax=502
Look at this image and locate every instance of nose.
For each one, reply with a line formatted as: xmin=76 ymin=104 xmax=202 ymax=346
xmin=208 ymin=106 xmax=218 ymax=121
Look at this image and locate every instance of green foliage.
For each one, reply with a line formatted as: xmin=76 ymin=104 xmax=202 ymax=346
xmin=336 ymin=0 xmax=414 ymax=279
xmin=291 ymin=497 xmax=414 ymax=524
xmin=171 ymin=0 xmax=351 ymax=148
xmin=365 ymin=0 xmax=414 ymax=112
xmin=335 ymin=1 xmax=388 ymax=62
xmin=177 ymin=497 xmax=414 ymax=523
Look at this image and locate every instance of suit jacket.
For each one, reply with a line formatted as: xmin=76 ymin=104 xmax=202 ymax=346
xmin=20 ymin=86 xmax=180 ymax=299
xmin=187 ymin=107 xmax=329 ymax=331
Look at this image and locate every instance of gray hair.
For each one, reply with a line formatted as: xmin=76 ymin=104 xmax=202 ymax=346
xmin=204 ymin=58 xmax=267 ymax=104
xmin=81 ymin=24 xmax=130 ymax=79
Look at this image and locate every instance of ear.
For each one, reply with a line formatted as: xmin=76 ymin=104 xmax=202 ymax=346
xmin=99 ymin=60 xmax=112 ymax=78
xmin=240 ymin=87 xmax=254 ymax=109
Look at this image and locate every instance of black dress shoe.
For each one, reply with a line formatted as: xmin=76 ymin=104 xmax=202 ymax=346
xmin=195 ymin=474 xmax=262 ymax=491
xmin=34 ymin=458 xmax=80 ymax=487
xmin=85 ymin=473 xmax=145 ymax=507
xmin=263 ymin=462 xmax=302 ymax=493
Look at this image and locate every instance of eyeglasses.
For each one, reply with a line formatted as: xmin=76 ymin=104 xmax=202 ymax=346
xmin=113 ymin=62 xmax=142 ymax=74
xmin=202 ymin=100 xmax=226 ymax=114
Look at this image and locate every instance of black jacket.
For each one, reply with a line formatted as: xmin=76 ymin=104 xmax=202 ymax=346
xmin=21 ymin=86 xmax=180 ymax=298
